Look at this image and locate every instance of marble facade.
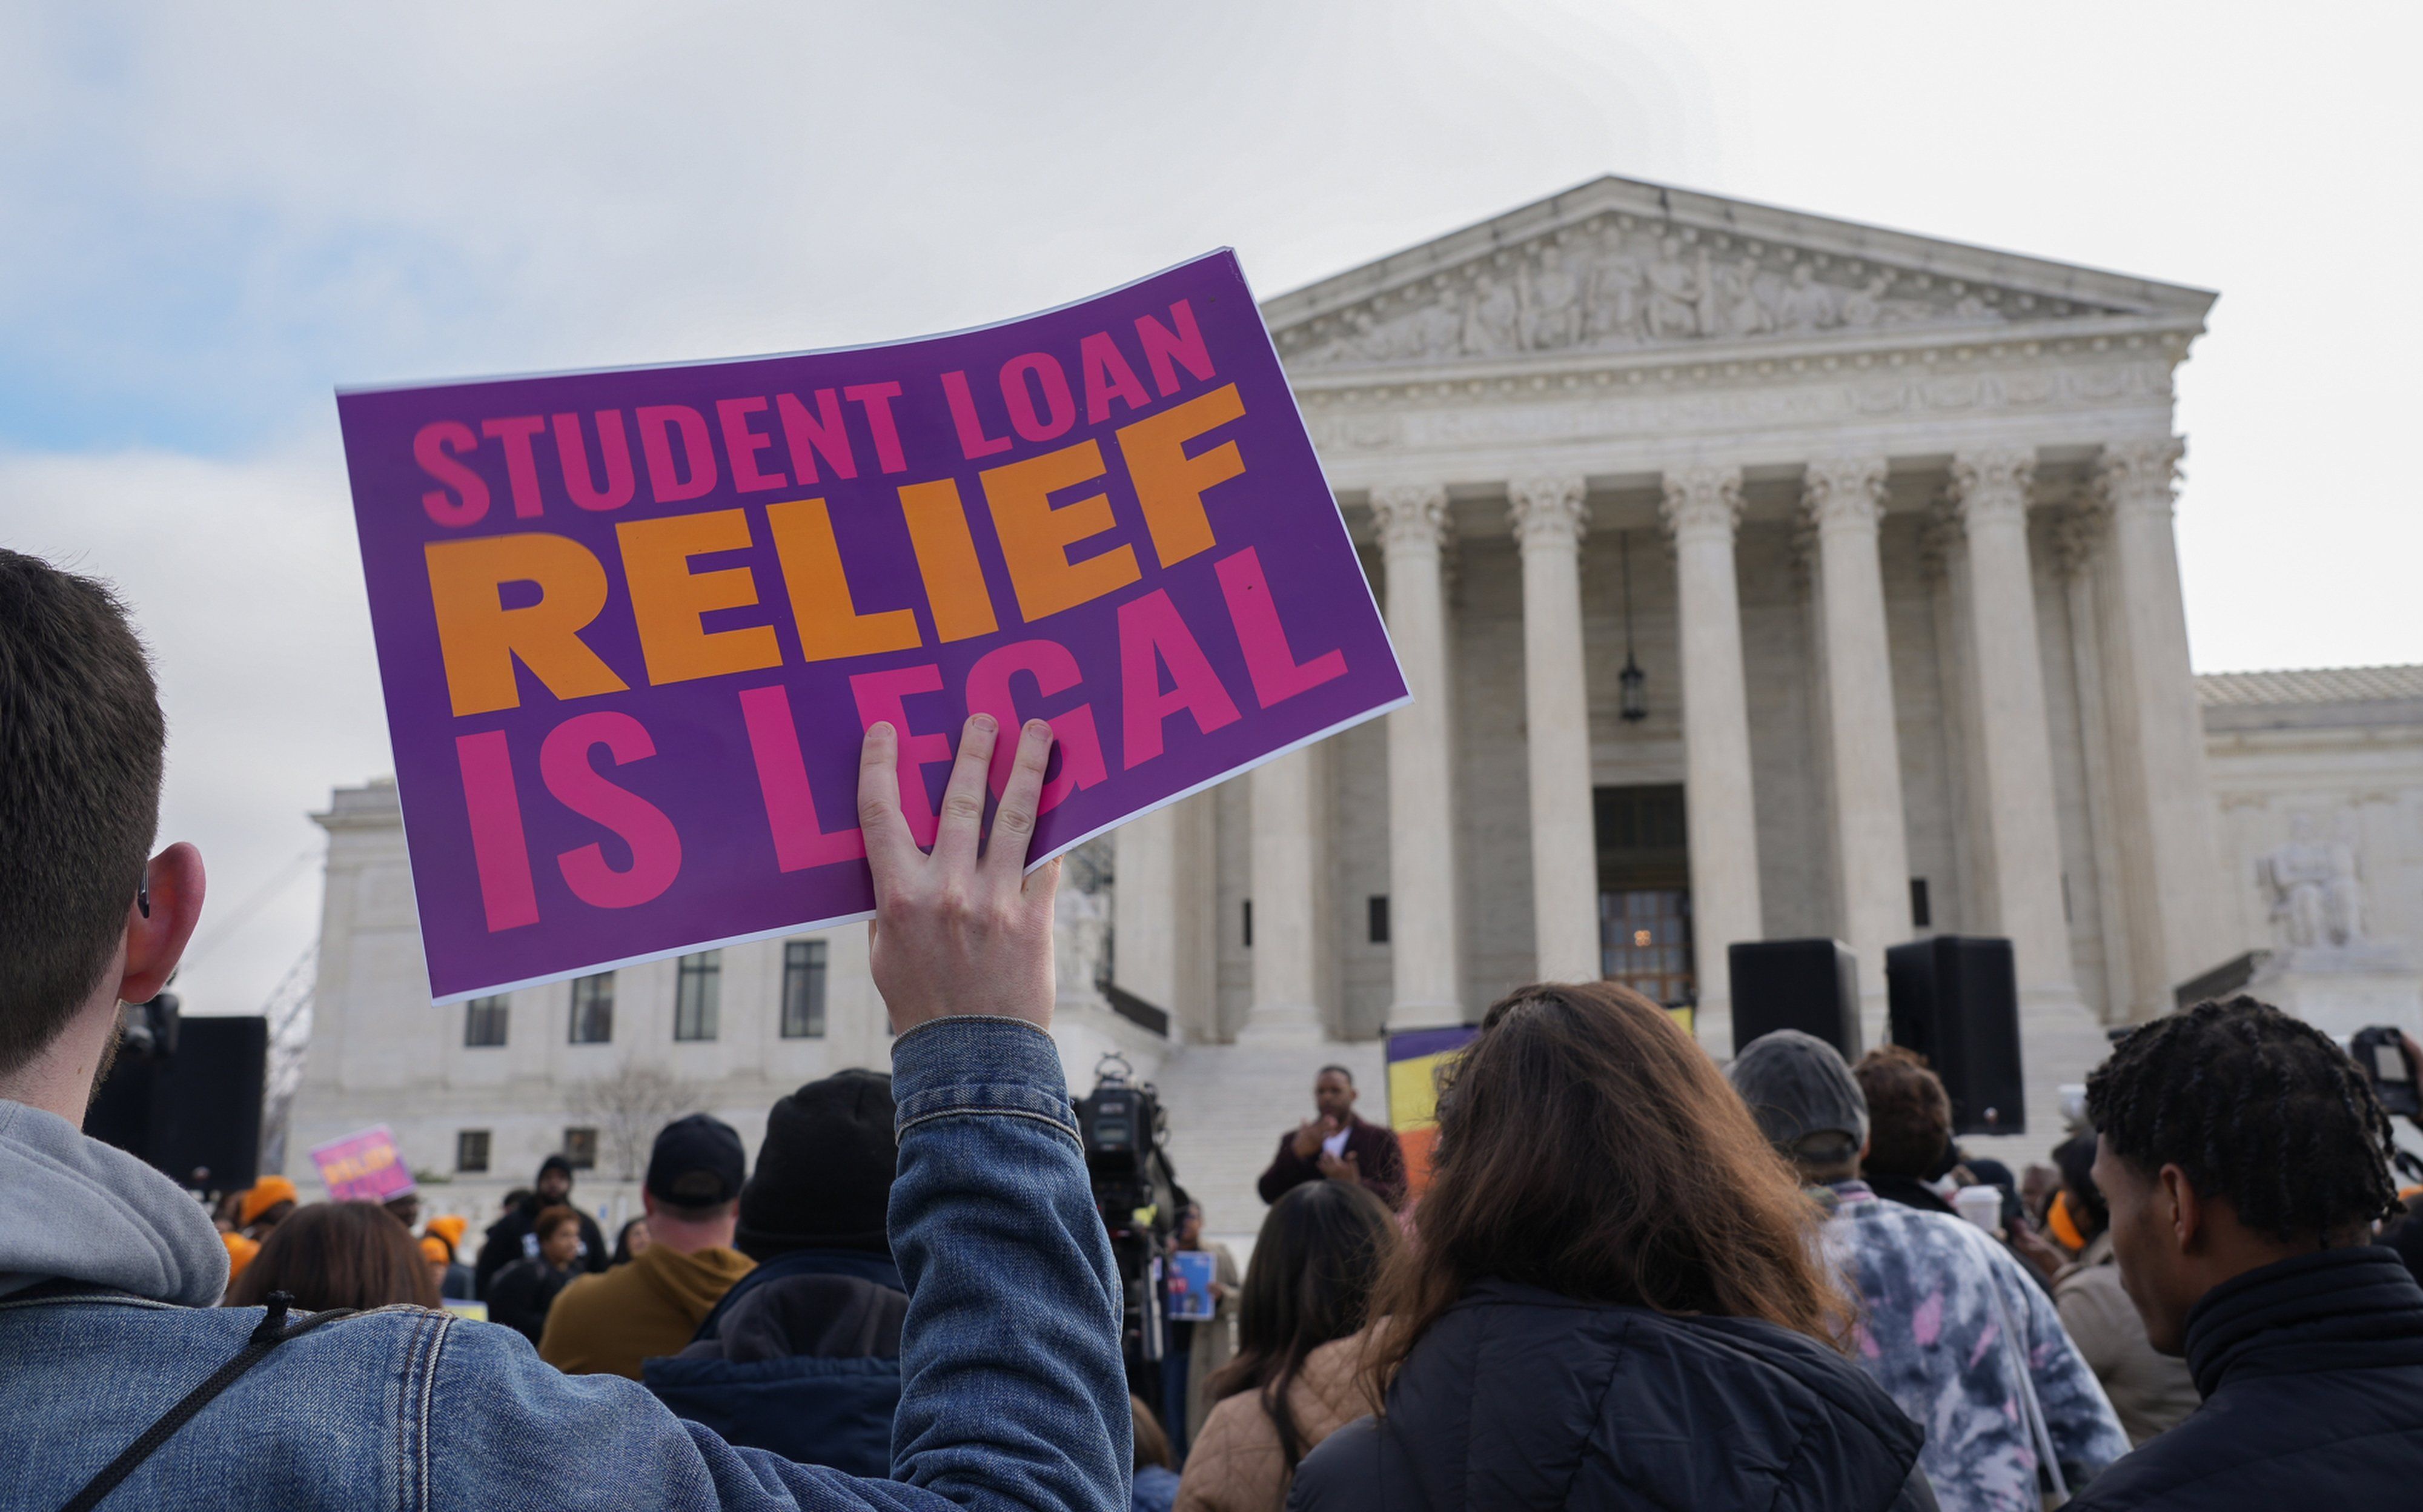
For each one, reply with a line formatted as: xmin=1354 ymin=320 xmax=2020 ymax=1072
xmin=292 ymin=177 xmax=2423 ymax=1235
xmin=1119 ymin=176 xmax=2236 ymax=1167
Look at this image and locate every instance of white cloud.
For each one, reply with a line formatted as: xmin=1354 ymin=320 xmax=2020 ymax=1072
xmin=0 ymin=442 xmax=391 ymax=1021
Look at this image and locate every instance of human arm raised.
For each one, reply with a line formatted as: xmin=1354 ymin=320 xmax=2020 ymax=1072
xmin=425 ymin=715 xmax=1127 ymax=1512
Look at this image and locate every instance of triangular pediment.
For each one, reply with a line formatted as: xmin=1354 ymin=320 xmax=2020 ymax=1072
xmin=1262 ymin=176 xmax=2215 ymax=373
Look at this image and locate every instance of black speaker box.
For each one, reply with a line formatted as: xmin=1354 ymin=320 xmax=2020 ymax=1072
xmin=1728 ymin=938 xmax=1861 ymax=1061
xmin=86 ymin=1015 xmax=267 ymax=1192
xmin=1886 ymin=935 xmax=2025 ymax=1138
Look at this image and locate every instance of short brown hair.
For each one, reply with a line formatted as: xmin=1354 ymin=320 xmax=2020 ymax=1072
xmin=225 ymin=1201 xmax=439 ymax=1311
xmin=0 ymin=550 xmax=164 ymax=1076
xmin=1854 ymin=1046 xmax=1954 ymax=1177
xmin=1367 ymin=981 xmax=1851 ymax=1399
xmin=532 ymin=1205 xmax=582 ymax=1242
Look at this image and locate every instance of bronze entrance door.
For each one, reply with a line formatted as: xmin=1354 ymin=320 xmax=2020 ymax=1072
xmin=1595 ymin=785 xmax=1694 ymax=1011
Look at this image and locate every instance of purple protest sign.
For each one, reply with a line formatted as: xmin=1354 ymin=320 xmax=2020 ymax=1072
xmin=310 ymin=1125 xmax=416 ymax=1204
xmin=338 ymin=251 xmax=1406 ymax=1003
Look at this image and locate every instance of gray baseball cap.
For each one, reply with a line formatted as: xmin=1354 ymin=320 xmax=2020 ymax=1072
xmin=1726 ymin=1029 xmax=1868 ymax=1163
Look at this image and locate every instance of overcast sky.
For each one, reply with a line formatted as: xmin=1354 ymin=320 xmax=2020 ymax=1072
xmin=4 ymin=0 xmax=2417 ymax=1024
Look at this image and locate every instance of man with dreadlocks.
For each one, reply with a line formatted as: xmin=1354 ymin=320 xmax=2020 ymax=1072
xmin=2065 ymin=996 xmax=2423 ymax=1510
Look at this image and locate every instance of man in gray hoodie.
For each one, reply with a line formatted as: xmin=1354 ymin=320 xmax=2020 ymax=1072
xmin=0 ymin=545 xmax=1132 ymax=1512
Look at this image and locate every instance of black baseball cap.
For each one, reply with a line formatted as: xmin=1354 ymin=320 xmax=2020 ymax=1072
xmin=645 ymin=1113 xmax=747 ymax=1209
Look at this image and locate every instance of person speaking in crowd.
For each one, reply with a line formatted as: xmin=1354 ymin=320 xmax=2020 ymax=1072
xmin=476 ymin=1152 xmax=609 ymax=1297
xmin=1254 ymin=1066 xmax=1405 ymax=1211
xmin=2062 ymin=997 xmax=2423 ymax=1510
xmin=489 ymin=1205 xmax=590 ymax=1345
xmin=1730 ymin=1029 xmax=2126 ymax=1511
xmin=225 ymin=1201 xmax=440 ymax=1313
xmin=643 ymin=1069 xmax=909 ymax=1476
xmin=1291 ymin=984 xmax=1935 ymax=1511
xmin=1161 ymin=1200 xmax=1238 ymax=1463
xmin=2044 ymin=1131 xmax=2199 ymax=1445
xmin=543 ymin=1113 xmax=756 ymax=1379
xmin=0 ymin=547 xmax=1129 ymax=1511
xmin=1175 ymin=1179 xmax=1396 ymax=1512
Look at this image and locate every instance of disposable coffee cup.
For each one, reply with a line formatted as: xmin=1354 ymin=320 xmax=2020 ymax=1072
xmin=1953 ymin=1184 xmax=2004 ymax=1236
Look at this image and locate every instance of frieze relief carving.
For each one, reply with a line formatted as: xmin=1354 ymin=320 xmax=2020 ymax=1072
xmin=1276 ymin=219 xmax=2131 ymax=370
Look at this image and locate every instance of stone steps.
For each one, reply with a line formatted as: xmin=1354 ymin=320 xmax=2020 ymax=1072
xmin=1145 ymin=1040 xmax=1388 ymax=1244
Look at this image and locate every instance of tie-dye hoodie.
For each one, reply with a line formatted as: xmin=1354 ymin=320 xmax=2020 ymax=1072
xmin=1817 ymin=1180 xmax=2129 ymax=1512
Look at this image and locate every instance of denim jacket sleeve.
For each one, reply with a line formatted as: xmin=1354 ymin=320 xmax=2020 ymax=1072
xmin=421 ymin=1015 xmax=1129 ymax=1512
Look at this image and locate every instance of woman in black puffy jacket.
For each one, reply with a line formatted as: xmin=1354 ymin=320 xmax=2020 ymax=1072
xmin=1292 ymin=981 xmax=1938 ymax=1512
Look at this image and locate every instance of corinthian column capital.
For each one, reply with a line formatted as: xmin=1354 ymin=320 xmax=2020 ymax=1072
xmin=1369 ymin=482 xmax=1452 ymax=555
xmin=1508 ymin=475 xmax=1589 ymax=550
xmin=2050 ymin=498 xmax=2110 ymax=580
xmin=1802 ymin=455 xmax=1890 ymax=535
xmin=1949 ymin=446 xmax=2038 ymax=528
xmin=2095 ymin=436 xmax=2186 ymax=519
xmin=1659 ymin=465 xmax=1743 ymax=542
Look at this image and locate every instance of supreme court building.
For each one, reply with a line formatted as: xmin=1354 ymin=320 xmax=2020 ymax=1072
xmin=300 ymin=177 xmax=2423 ymax=1235
xmin=1115 ymin=174 xmax=2232 ymax=1144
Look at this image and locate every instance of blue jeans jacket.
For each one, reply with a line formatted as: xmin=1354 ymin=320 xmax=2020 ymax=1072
xmin=0 ymin=1017 xmax=1130 ymax=1512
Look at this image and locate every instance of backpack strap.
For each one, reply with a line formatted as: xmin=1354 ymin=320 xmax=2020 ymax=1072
xmin=58 ymin=1291 xmax=359 ymax=1512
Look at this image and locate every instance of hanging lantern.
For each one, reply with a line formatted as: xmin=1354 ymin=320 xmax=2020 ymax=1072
xmin=1619 ymin=530 xmax=1648 ymax=723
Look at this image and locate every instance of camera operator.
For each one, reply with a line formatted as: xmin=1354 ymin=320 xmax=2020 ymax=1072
xmin=1077 ymin=1057 xmax=1184 ymax=1417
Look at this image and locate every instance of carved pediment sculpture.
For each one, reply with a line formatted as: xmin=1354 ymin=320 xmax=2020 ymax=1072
xmin=1272 ymin=216 xmax=2140 ymax=371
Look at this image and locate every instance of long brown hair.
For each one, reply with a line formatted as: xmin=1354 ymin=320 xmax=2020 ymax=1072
xmin=1366 ymin=981 xmax=1848 ymax=1393
xmin=225 ymin=1201 xmax=439 ymax=1311
xmin=1209 ymin=1178 xmax=1397 ymax=1470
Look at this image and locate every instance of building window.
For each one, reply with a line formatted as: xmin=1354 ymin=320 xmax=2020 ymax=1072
xmin=1242 ymin=898 xmax=1253 ymax=948
xmin=781 ymin=940 xmax=827 ymax=1039
xmin=675 ymin=950 xmax=722 ymax=1041
xmin=456 ymin=1129 xmax=491 ymax=1173
xmin=463 ymin=995 xmax=509 ymax=1047
xmin=568 ymin=973 xmax=615 ymax=1044
xmin=562 ymin=1128 xmax=598 ymax=1171
xmin=1909 ymin=877 xmax=1932 ymax=930
xmin=1368 ymin=895 xmax=1391 ymax=945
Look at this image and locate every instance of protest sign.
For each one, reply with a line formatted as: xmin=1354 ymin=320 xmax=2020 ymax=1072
xmin=338 ymin=251 xmax=1407 ymax=1003
xmin=310 ymin=1124 xmax=416 ymax=1203
xmin=1166 ymin=1248 xmax=1218 ymax=1322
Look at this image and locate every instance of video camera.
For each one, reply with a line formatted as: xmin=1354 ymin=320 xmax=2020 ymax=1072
xmin=2352 ymin=1026 xmax=2423 ymax=1185
xmin=1074 ymin=1053 xmax=1183 ymax=1401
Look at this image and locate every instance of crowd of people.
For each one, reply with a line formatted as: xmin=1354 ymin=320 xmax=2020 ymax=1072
xmin=11 ymin=540 xmax=2423 ymax=1511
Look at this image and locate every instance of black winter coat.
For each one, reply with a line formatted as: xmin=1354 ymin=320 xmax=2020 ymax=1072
xmin=1290 ymin=1281 xmax=1937 ymax=1512
xmin=2067 ymin=1245 xmax=2423 ymax=1511
xmin=642 ymin=1248 xmax=908 ymax=1478
xmin=473 ymin=1199 xmax=608 ymax=1298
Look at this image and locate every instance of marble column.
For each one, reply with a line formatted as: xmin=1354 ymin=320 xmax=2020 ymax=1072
xmin=2095 ymin=436 xmax=2228 ymax=1014
xmin=2052 ymin=501 xmax=2135 ymax=1023
xmin=1660 ymin=465 xmax=1762 ymax=1049
xmin=1112 ymin=792 xmax=1217 ymax=1040
xmin=1371 ymin=483 xmax=1465 ymax=1025
xmin=1803 ymin=456 xmax=1912 ymax=1006
xmin=1947 ymin=448 xmax=2079 ymax=1007
xmin=1243 ymin=746 xmax=1327 ymax=1043
xmin=1508 ymin=476 xmax=1602 ymax=984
